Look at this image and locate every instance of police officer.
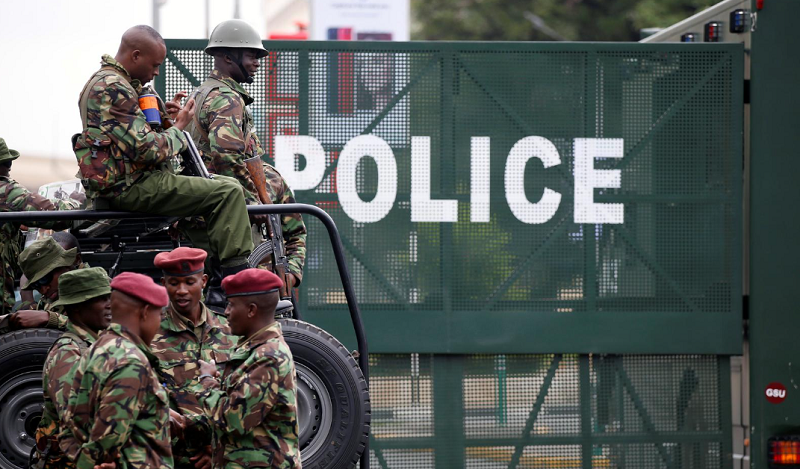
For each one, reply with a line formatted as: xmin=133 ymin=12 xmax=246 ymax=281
xmin=0 ymin=237 xmax=84 ymax=334
xmin=150 ymin=247 xmax=237 ymax=469
xmin=33 ymin=267 xmax=111 ymax=469
xmin=73 ymin=25 xmax=254 ymax=286
xmin=197 ymin=269 xmax=300 ymax=469
xmin=60 ymin=272 xmax=172 ymax=469
xmin=187 ymin=20 xmax=306 ymax=292
xmin=0 ymin=138 xmax=79 ymax=315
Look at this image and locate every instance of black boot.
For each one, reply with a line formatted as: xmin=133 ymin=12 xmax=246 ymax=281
xmin=205 ymin=262 xmax=250 ymax=309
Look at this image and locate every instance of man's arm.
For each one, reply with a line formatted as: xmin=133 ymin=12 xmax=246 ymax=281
xmin=103 ymin=80 xmax=188 ymax=168
xmin=202 ymin=92 xmax=259 ymax=201
xmin=73 ymin=362 xmax=151 ymax=469
xmin=3 ymin=182 xmax=73 ymax=230
xmin=198 ymin=355 xmax=281 ymax=437
xmin=45 ymin=341 xmax=82 ymax=420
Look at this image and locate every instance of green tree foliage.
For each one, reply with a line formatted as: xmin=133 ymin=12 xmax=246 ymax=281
xmin=411 ymin=0 xmax=719 ymax=42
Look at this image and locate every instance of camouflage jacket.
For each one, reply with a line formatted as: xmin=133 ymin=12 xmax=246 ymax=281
xmin=198 ymin=322 xmax=300 ymax=469
xmin=60 ymin=323 xmax=173 ymax=469
xmin=74 ymin=55 xmax=187 ymax=199
xmin=189 ymin=70 xmax=306 ymax=282
xmin=151 ymin=303 xmax=237 ymax=430
xmin=35 ymin=322 xmax=97 ymax=469
xmin=0 ymin=176 xmax=78 ymax=314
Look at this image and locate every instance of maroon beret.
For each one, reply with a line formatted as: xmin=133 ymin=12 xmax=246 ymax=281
xmin=154 ymin=247 xmax=207 ymax=277
xmin=111 ymin=272 xmax=169 ymax=307
xmin=222 ymin=268 xmax=283 ymax=298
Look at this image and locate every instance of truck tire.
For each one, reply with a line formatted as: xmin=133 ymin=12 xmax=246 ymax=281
xmin=280 ymin=319 xmax=370 ymax=469
xmin=0 ymin=329 xmax=61 ymax=469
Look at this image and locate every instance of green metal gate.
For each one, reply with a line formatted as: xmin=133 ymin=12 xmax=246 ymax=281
xmin=159 ymin=41 xmax=743 ymax=468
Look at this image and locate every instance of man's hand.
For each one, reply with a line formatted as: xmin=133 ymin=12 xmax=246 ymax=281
xmin=190 ymin=445 xmax=213 ymax=469
xmin=173 ymin=98 xmax=196 ymax=131
xmin=165 ymin=91 xmax=189 ymax=119
xmin=94 ymin=463 xmax=115 ymax=469
xmin=69 ymin=191 xmax=87 ymax=204
xmin=198 ymin=359 xmax=219 ymax=379
xmin=9 ymin=310 xmax=49 ymax=329
xmin=169 ymin=409 xmax=186 ymax=440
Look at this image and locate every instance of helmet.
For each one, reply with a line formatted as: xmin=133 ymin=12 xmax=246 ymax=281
xmin=205 ymin=19 xmax=267 ymax=58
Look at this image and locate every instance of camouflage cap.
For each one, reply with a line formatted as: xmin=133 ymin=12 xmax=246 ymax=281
xmin=0 ymin=138 xmax=20 ymax=164
xmin=19 ymin=237 xmax=78 ymax=289
xmin=50 ymin=267 xmax=111 ymax=308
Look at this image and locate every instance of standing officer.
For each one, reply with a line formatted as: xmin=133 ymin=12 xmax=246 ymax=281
xmin=33 ymin=267 xmax=111 ymax=469
xmin=196 ymin=269 xmax=300 ymax=469
xmin=74 ymin=24 xmax=253 ymax=282
xmin=0 ymin=138 xmax=79 ymax=315
xmin=60 ymin=272 xmax=172 ymax=469
xmin=187 ymin=19 xmax=306 ymax=290
xmin=151 ymin=247 xmax=238 ymax=469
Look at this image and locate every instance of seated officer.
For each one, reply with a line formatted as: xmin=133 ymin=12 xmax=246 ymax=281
xmin=0 ymin=237 xmax=83 ymax=333
xmin=196 ymin=269 xmax=300 ymax=469
xmin=33 ymin=267 xmax=111 ymax=469
xmin=150 ymin=247 xmax=237 ymax=469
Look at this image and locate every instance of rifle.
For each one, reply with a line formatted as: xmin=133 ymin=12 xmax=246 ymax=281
xmin=180 ymin=131 xmax=213 ymax=179
xmin=244 ymin=155 xmax=291 ymax=298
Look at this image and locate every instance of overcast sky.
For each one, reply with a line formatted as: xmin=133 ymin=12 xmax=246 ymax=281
xmin=0 ymin=0 xmax=265 ymax=160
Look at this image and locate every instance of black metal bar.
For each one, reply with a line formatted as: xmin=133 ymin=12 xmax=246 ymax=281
xmin=0 ymin=203 xmax=371 ymax=389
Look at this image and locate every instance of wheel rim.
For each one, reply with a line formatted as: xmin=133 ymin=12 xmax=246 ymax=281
xmin=296 ymin=362 xmax=332 ymax=459
xmin=0 ymin=371 xmax=43 ymax=469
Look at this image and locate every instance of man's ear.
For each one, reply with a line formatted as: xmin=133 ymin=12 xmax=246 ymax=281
xmin=202 ymin=274 xmax=209 ymax=289
xmin=247 ymin=302 xmax=257 ymax=318
xmin=131 ymin=49 xmax=141 ymax=62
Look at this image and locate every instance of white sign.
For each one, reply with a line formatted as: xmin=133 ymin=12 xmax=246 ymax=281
xmin=276 ymin=135 xmax=625 ymax=225
xmin=310 ymin=0 xmax=410 ymax=41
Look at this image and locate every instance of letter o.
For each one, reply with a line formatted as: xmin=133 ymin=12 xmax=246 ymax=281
xmin=338 ymin=135 xmax=397 ymax=223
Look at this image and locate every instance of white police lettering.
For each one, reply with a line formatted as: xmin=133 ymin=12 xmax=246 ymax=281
xmin=276 ymin=135 xmax=625 ymax=224
xmin=337 ymin=135 xmax=397 ymax=223
xmin=411 ymin=136 xmax=458 ymax=222
xmin=274 ymin=135 xmax=327 ymax=191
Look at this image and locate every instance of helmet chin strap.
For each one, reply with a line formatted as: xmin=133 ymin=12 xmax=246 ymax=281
xmin=232 ymin=51 xmax=254 ymax=84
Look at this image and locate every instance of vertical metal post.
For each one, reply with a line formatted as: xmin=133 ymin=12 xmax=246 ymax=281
xmin=433 ymin=355 xmax=465 ymax=468
xmin=580 ymin=355 xmax=593 ymax=469
xmin=496 ymin=354 xmax=507 ymax=426
xmin=152 ymin=0 xmax=161 ymax=32
xmin=719 ymin=356 xmax=734 ymax=469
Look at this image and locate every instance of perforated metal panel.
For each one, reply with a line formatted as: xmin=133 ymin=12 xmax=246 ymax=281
xmin=159 ymin=41 xmax=741 ymax=355
xmin=159 ymin=41 xmax=741 ymax=468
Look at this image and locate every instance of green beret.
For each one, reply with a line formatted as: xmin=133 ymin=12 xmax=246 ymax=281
xmin=20 ymin=237 xmax=78 ymax=289
xmin=51 ymin=267 xmax=111 ymax=308
xmin=0 ymin=138 xmax=20 ymax=164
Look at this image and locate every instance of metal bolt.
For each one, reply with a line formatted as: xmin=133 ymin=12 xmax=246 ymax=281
xmin=19 ymin=432 xmax=28 ymax=441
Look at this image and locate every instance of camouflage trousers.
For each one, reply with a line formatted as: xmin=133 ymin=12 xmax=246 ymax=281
xmin=107 ymin=172 xmax=253 ymax=266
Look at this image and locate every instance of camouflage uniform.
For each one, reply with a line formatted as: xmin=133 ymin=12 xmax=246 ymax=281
xmin=150 ymin=303 xmax=237 ymax=468
xmin=189 ymin=70 xmax=306 ymax=282
xmin=34 ymin=322 xmax=97 ymax=469
xmin=198 ymin=322 xmax=300 ymax=469
xmin=0 ymin=177 xmax=77 ymax=314
xmin=60 ymin=323 xmax=172 ymax=469
xmin=73 ymin=55 xmax=253 ymax=267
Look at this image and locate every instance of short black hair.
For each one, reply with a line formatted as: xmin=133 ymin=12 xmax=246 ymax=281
xmin=51 ymin=231 xmax=80 ymax=251
xmin=132 ymin=24 xmax=165 ymax=45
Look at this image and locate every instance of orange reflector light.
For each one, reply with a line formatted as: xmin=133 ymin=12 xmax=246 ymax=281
xmin=769 ymin=437 xmax=800 ymax=467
